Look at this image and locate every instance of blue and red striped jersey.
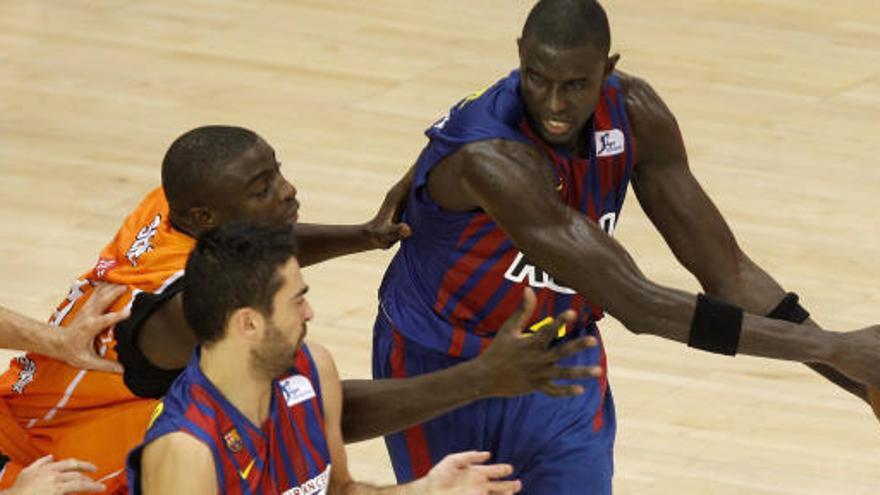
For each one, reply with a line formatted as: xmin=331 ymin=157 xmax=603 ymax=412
xmin=379 ymin=69 xmax=635 ymax=360
xmin=126 ymin=345 xmax=331 ymax=495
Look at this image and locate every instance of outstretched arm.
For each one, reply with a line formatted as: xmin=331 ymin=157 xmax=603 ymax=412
xmin=340 ymin=289 xmax=600 ymax=443
xmin=295 ymin=165 xmax=414 ymax=267
xmin=425 ymin=127 xmax=880 ymax=390
xmin=310 ymin=341 xmax=521 ymax=495
xmin=622 ymin=73 xmax=867 ymax=401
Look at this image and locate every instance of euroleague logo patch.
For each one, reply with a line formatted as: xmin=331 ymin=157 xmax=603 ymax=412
xmin=594 ymin=129 xmax=625 ymax=157
xmin=278 ymin=375 xmax=316 ymax=407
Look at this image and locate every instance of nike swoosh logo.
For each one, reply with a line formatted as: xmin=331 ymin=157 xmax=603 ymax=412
xmin=239 ymin=459 xmax=255 ymax=479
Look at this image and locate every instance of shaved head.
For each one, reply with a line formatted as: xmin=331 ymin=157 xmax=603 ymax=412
xmin=521 ymin=0 xmax=610 ymax=53
xmin=161 ymin=125 xmax=259 ymax=215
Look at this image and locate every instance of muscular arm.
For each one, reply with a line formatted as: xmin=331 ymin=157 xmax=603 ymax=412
xmin=295 ymin=164 xmax=415 ymax=267
xmin=312 ymin=341 xmax=520 ymax=495
xmin=140 ymin=432 xmax=217 ymax=495
xmin=622 ymin=73 xmax=867 ymax=401
xmin=426 ymin=126 xmax=867 ymax=376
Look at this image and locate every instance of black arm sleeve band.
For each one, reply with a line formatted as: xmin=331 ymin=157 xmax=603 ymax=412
xmin=765 ymin=292 xmax=810 ymax=324
xmin=115 ymin=277 xmax=186 ymax=398
xmin=688 ymin=294 xmax=744 ymax=356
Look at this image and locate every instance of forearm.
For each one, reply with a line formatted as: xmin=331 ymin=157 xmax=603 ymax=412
xmin=705 ymin=258 xmax=867 ymax=400
xmin=609 ymin=282 xmax=835 ymax=364
xmin=0 ymin=306 xmax=58 ymax=356
xmin=340 ymin=360 xmax=485 ymax=443
xmin=294 ymin=223 xmax=373 ymax=267
xmin=337 ymin=478 xmax=427 ymax=495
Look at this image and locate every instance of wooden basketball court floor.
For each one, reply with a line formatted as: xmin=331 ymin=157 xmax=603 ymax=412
xmin=0 ymin=1 xmax=878 ymax=493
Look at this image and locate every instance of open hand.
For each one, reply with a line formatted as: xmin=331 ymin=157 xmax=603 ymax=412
xmin=424 ymin=451 xmax=520 ymax=495
xmin=7 ymin=455 xmax=104 ymax=495
xmin=826 ymin=325 xmax=880 ymax=391
xmin=472 ymin=288 xmax=602 ymax=398
xmin=51 ymin=283 xmax=129 ymax=373
xmin=364 ymin=166 xmax=414 ymax=249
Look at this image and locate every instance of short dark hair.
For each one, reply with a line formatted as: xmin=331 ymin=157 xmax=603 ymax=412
xmin=161 ymin=125 xmax=259 ymax=215
xmin=183 ymin=222 xmax=299 ymax=345
xmin=521 ymin=0 xmax=611 ymax=53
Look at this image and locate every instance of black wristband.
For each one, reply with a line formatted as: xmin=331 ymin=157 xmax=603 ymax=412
xmin=766 ymin=292 xmax=810 ymax=324
xmin=688 ymin=294 xmax=744 ymax=356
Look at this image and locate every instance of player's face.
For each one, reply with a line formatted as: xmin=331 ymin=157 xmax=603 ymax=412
xmin=518 ymin=38 xmax=615 ymax=152
xmin=252 ymin=258 xmax=313 ymax=377
xmin=208 ymin=138 xmax=301 ymax=228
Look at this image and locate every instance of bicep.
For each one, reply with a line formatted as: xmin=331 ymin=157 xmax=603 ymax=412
xmin=141 ymin=433 xmax=216 ymax=495
xmin=626 ymin=75 xmax=744 ymax=291
xmin=633 ymin=156 xmax=742 ymax=288
xmin=307 ymin=341 xmax=355 ymax=493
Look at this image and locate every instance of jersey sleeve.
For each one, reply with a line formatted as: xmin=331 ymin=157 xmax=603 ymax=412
xmin=115 ymin=277 xmax=186 ymax=398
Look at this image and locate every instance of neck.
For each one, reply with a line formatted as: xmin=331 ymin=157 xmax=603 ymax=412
xmin=199 ymin=343 xmax=274 ymax=426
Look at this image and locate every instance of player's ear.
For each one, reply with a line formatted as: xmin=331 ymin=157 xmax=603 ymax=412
xmin=229 ymin=308 xmax=263 ymax=341
xmin=188 ymin=206 xmax=218 ymax=231
xmin=605 ymin=53 xmax=620 ymax=78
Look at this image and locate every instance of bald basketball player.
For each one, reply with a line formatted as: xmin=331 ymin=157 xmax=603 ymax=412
xmin=372 ymin=0 xmax=880 ymax=492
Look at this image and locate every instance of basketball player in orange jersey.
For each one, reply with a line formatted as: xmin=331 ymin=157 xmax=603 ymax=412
xmin=0 ymin=125 xmax=601 ymax=493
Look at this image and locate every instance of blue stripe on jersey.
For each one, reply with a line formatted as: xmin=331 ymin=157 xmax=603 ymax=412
xmin=193 ymin=398 xmax=217 ymax=421
xmin=271 ymin=403 xmax=298 ymax=485
xmin=287 ymin=407 xmax=320 ymax=476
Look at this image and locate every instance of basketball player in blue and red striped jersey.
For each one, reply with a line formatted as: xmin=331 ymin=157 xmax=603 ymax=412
xmin=375 ymin=0 xmax=880 ymax=492
xmin=127 ymin=223 xmax=524 ymax=495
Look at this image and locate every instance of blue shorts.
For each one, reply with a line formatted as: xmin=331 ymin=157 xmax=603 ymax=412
xmin=372 ymin=308 xmax=616 ymax=494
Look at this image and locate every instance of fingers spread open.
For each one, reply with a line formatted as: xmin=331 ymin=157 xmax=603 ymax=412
xmin=499 ymin=289 xmax=536 ymax=338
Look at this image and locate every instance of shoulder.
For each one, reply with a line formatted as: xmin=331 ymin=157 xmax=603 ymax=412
xmin=452 ymin=139 xmax=553 ymax=188
xmin=144 ymin=431 xmax=210 ymax=458
xmin=141 ymin=432 xmax=216 ymax=494
xmin=302 ymin=340 xmax=339 ymax=387
xmin=617 ymin=72 xmax=678 ymax=133
xmin=616 ymin=71 xmax=684 ymax=166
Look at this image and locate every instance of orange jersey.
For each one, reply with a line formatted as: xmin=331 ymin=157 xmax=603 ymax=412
xmin=0 ymin=187 xmax=194 ymax=493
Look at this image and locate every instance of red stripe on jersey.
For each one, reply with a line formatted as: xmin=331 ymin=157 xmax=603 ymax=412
xmin=447 ymin=324 xmax=467 ymax=357
xmin=187 ymin=385 xmax=242 ymax=487
xmin=456 ymin=215 xmax=493 ymax=249
xmin=391 ymin=330 xmax=433 ymax=478
xmin=592 ymin=337 xmax=609 ymax=433
xmin=290 ymin=400 xmax=325 ymax=475
xmin=433 ymin=225 xmax=508 ymax=314
xmin=276 ymin=394 xmax=310 ymax=483
xmin=447 ymin=248 xmax=519 ymax=331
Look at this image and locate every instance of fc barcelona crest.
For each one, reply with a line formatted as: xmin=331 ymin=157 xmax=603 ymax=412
xmin=223 ymin=428 xmax=243 ymax=453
